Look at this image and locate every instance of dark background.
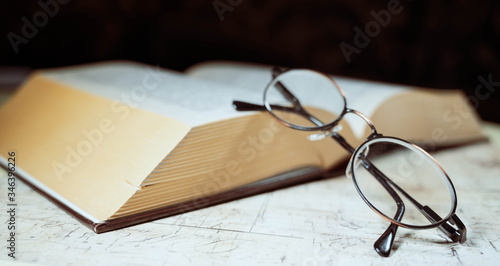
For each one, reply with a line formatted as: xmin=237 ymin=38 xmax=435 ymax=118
xmin=1 ymin=0 xmax=499 ymax=122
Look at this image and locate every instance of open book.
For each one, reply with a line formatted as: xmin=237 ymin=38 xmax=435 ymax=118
xmin=0 ymin=61 xmax=485 ymax=233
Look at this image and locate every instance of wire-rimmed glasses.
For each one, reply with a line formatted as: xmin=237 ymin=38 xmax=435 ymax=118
xmin=232 ymin=67 xmax=467 ymax=257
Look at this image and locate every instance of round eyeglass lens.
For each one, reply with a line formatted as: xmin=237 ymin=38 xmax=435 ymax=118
xmin=263 ymin=69 xmax=346 ymax=129
xmin=349 ymin=137 xmax=456 ymax=228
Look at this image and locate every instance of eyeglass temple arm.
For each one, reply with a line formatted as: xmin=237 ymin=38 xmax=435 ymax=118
xmin=232 ymin=101 xmax=326 ymax=131
xmin=271 ymin=66 xmax=287 ymax=77
xmin=232 ymin=101 xmax=267 ymax=111
xmin=365 ymin=161 xmax=467 ymax=243
xmin=360 ymin=159 xmax=405 ymax=257
xmin=271 ymin=66 xmax=303 ymax=107
xmin=240 ymin=68 xmax=337 ymax=130
xmin=331 ymin=124 xmax=404 ymax=255
xmin=422 ymin=206 xmax=467 ymax=243
xmin=330 ymin=133 xmax=355 ymax=154
xmin=271 ymin=70 xmax=323 ymax=125
xmin=233 ymin=101 xmax=292 ymax=112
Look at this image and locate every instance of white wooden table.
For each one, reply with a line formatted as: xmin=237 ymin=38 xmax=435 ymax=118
xmin=1 ymin=127 xmax=500 ymax=265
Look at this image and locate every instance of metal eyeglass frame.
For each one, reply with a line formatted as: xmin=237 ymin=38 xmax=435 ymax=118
xmin=231 ymin=66 xmax=467 ymax=257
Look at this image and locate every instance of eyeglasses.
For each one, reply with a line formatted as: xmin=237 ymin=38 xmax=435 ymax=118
xmin=232 ymin=67 xmax=467 ymax=257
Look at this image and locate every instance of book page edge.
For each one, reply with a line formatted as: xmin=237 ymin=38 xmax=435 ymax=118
xmin=0 ymin=155 xmax=102 ymax=224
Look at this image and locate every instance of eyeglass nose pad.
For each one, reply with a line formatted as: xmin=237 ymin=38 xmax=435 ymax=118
xmin=345 ymin=145 xmax=370 ymax=179
xmin=307 ymin=124 xmax=343 ymax=141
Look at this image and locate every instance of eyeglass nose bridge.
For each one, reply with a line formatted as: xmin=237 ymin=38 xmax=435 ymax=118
xmin=343 ymin=108 xmax=378 ymax=179
xmin=344 ymin=108 xmax=380 ymax=141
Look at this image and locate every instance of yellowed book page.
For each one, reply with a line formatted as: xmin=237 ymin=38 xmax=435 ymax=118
xmin=371 ymin=90 xmax=484 ymax=146
xmin=113 ymin=113 xmax=353 ymax=218
xmin=0 ymin=75 xmax=191 ymax=221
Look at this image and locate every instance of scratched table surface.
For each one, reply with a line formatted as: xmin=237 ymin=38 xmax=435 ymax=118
xmin=1 ymin=126 xmax=500 ymax=265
